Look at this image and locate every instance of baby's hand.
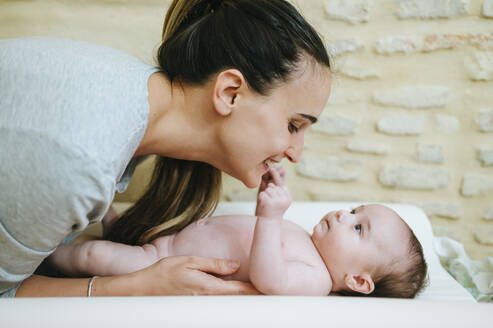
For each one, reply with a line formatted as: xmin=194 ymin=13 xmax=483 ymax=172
xmin=256 ymin=183 xmax=291 ymax=219
xmin=258 ymin=166 xmax=286 ymax=194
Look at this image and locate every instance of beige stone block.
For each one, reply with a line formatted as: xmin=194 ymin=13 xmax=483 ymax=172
xmin=324 ymin=0 xmax=371 ymax=24
xmin=468 ymin=33 xmax=493 ymax=51
xmin=396 ymin=0 xmax=469 ymax=19
xmin=326 ymin=39 xmax=364 ymax=57
xmin=422 ymin=34 xmax=469 ymax=52
xmin=476 ymin=108 xmax=493 ymax=132
xmin=421 ymin=203 xmax=461 ymax=220
xmin=374 ymin=36 xmax=420 ymax=55
xmin=474 ymin=225 xmax=493 ymax=245
xmin=297 ymin=156 xmax=363 ymax=182
xmin=465 ymin=51 xmax=493 ymax=81
xmin=484 ymin=206 xmax=493 ymax=220
xmin=346 ymin=139 xmax=390 ymax=155
xmin=433 ymin=225 xmax=462 ymax=241
xmin=377 ymin=113 xmax=425 ymax=135
xmin=461 ymin=173 xmax=493 ymax=196
xmin=373 ymin=86 xmax=449 ymax=109
xmin=478 ymin=147 xmax=493 ymax=166
xmin=483 ymin=0 xmax=493 ymax=18
xmin=311 ymin=113 xmax=359 ymax=135
xmin=379 ymin=164 xmax=451 ymax=190
xmin=422 ymin=33 xmax=493 ymax=52
xmin=338 ymin=64 xmax=380 ymax=80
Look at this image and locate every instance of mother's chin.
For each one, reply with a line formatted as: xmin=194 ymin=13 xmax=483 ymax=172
xmin=237 ymin=169 xmax=263 ymax=189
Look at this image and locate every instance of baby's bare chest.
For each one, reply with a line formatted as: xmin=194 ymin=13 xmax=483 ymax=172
xmin=166 ymin=216 xmax=318 ymax=263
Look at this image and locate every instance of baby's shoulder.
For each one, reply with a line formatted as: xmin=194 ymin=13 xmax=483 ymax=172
xmin=282 ymin=219 xmax=309 ymax=234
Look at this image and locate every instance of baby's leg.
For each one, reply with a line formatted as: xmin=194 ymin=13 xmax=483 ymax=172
xmin=48 ymin=240 xmax=161 ymax=277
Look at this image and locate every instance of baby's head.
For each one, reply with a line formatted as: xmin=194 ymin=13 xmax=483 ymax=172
xmin=311 ymin=204 xmax=427 ymax=298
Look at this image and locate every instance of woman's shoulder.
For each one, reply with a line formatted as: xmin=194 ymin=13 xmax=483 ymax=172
xmin=1 ymin=36 xmax=137 ymax=61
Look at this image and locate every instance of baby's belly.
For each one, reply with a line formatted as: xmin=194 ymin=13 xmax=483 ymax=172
xmin=168 ymin=215 xmax=257 ymax=281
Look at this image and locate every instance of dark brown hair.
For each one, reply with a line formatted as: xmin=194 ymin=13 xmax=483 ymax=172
xmin=340 ymin=229 xmax=428 ymax=298
xmin=106 ymin=0 xmax=331 ymax=245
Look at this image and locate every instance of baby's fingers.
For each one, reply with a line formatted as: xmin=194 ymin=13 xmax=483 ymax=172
xmin=269 ymin=166 xmax=283 ymax=186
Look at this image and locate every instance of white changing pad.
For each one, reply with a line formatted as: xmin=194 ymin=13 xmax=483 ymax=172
xmin=3 ymin=202 xmax=491 ymax=328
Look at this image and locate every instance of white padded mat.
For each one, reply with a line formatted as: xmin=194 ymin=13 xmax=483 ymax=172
xmin=2 ymin=202 xmax=489 ymax=328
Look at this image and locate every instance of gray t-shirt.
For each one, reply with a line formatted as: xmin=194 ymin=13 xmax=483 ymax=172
xmin=0 ymin=37 xmax=158 ymax=297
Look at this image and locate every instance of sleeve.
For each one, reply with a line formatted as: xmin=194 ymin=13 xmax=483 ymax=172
xmin=0 ymin=129 xmax=115 ymax=296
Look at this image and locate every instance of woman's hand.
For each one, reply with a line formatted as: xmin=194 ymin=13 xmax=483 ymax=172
xmin=125 ymin=255 xmax=260 ymax=296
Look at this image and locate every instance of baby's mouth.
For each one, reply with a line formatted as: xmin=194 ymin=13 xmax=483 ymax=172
xmin=324 ymin=219 xmax=330 ymax=230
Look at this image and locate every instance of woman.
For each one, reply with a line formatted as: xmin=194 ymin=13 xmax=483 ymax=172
xmin=0 ymin=0 xmax=331 ymax=297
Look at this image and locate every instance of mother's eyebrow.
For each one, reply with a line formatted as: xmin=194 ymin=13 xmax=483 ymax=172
xmin=298 ymin=113 xmax=317 ymax=124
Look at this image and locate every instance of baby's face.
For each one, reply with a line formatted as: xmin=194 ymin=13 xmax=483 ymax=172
xmin=311 ymin=204 xmax=410 ymax=285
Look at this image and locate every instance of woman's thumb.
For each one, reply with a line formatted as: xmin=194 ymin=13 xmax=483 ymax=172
xmin=190 ymin=256 xmax=241 ymax=275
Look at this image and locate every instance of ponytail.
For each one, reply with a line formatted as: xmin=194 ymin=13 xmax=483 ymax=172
xmin=162 ymin=0 xmax=221 ymax=43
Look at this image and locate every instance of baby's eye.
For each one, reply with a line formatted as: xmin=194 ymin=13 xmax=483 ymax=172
xmin=350 ymin=208 xmax=356 ymax=214
xmin=354 ymin=224 xmax=362 ymax=234
xmin=288 ymin=122 xmax=300 ymax=133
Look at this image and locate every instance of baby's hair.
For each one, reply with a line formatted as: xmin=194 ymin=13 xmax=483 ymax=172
xmin=340 ymin=224 xmax=428 ymax=298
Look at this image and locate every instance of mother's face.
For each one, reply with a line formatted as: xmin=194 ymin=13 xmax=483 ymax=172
xmin=216 ymin=62 xmax=331 ymax=188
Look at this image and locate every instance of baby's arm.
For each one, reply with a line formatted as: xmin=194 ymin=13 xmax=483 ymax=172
xmin=250 ymin=183 xmax=331 ymax=296
xmin=48 ymin=239 xmax=160 ymax=277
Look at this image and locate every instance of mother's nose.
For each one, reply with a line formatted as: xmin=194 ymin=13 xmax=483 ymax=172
xmin=284 ymin=133 xmax=304 ymax=163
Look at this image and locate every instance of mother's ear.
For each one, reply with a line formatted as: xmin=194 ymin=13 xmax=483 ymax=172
xmin=212 ymin=69 xmax=245 ymax=116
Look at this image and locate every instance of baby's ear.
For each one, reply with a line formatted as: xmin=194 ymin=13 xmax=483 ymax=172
xmin=345 ymin=273 xmax=375 ymax=295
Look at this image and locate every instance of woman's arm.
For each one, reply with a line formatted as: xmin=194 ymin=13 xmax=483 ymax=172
xmin=16 ymin=256 xmax=260 ymax=297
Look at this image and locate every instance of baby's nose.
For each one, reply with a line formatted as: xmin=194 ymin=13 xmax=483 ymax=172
xmin=335 ymin=210 xmax=345 ymax=222
xmin=335 ymin=209 xmax=351 ymax=223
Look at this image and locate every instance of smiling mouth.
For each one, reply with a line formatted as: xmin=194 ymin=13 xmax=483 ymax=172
xmin=262 ymin=158 xmax=279 ymax=171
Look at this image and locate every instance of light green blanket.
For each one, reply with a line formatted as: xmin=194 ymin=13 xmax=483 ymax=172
xmin=434 ymin=237 xmax=493 ymax=302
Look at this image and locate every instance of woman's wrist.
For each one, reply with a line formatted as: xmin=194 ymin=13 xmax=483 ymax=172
xmin=91 ymin=273 xmax=141 ymax=296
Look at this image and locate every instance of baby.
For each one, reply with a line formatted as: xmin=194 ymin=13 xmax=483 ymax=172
xmin=49 ymin=168 xmax=428 ymax=298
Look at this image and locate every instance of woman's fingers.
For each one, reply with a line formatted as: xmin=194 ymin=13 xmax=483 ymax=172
xmin=186 ymin=256 xmax=240 ymax=276
xmin=185 ymin=256 xmax=261 ymax=295
xmin=199 ymin=279 xmax=261 ymax=295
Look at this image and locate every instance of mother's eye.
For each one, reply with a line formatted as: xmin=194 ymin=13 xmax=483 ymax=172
xmin=288 ymin=122 xmax=299 ymax=133
xmin=350 ymin=208 xmax=355 ymax=214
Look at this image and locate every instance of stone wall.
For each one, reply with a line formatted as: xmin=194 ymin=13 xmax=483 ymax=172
xmin=1 ymin=0 xmax=491 ymax=260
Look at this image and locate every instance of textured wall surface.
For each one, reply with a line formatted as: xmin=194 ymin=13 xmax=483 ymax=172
xmin=1 ymin=0 xmax=492 ymax=260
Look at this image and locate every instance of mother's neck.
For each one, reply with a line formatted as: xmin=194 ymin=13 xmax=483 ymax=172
xmin=134 ymin=72 xmax=221 ymax=164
